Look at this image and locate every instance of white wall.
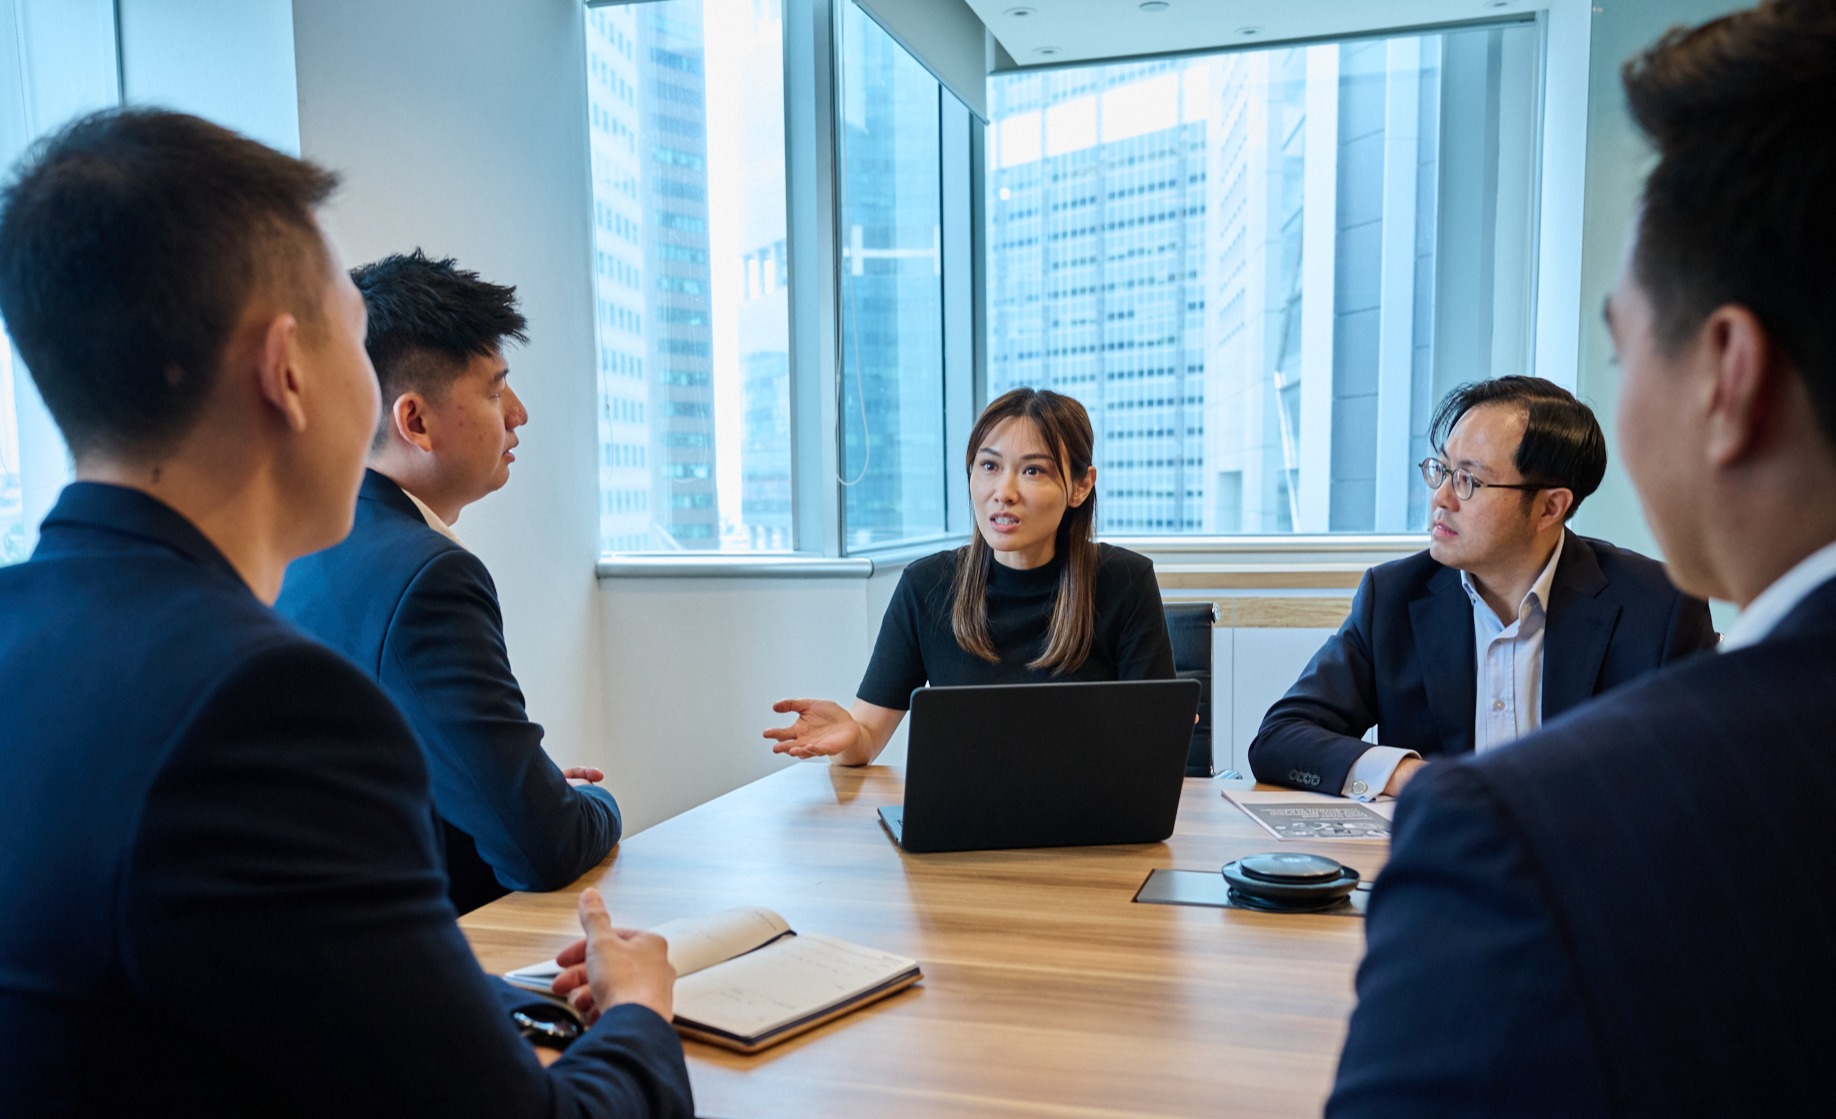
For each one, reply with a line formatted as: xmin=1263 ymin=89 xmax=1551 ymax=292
xmin=117 ymin=0 xmax=300 ymax=154
xmin=599 ymin=570 xmax=909 ymax=830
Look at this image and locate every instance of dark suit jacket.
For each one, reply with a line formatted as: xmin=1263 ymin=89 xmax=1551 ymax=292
xmin=0 ymin=483 xmax=691 ymax=1117
xmin=277 ymin=470 xmax=619 ymax=913
xmin=1328 ymin=574 xmax=1836 ymax=1118
xmin=1248 ymin=532 xmax=1717 ymax=793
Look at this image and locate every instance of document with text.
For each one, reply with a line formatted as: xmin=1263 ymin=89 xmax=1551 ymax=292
xmin=1221 ymin=787 xmax=1395 ymax=842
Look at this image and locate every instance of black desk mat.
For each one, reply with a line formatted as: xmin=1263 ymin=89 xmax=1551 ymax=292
xmin=1133 ymin=868 xmax=1369 ymax=918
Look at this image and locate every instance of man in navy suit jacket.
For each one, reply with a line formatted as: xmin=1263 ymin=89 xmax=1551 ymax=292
xmin=0 ymin=109 xmax=691 ymax=1116
xmin=1250 ymin=377 xmax=1716 ymax=798
xmin=1330 ymin=1 xmax=1836 ymax=1113
xmin=277 ymin=251 xmax=620 ymax=913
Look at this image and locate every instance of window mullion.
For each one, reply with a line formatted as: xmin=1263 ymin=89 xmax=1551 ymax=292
xmin=939 ymin=90 xmax=977 ymax=537
xmin=784 ymin=0 xmax=845 ymax=556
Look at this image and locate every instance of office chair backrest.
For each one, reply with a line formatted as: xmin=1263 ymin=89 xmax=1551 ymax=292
xmin=1163 ymin=601 xmax=1216 ymax=777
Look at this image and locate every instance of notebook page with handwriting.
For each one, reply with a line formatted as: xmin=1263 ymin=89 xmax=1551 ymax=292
xmin=673 ymin=933 xmax=918 ymax=1041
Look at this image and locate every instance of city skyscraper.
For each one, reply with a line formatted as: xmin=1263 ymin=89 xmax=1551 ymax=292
xmin=987 ymin=26 xmax=1533 ymax=536
xmin=586 ymin=6 xmax=651 ymax=552
xmin=987 ymin=60 xmax=1209 ymax=534
xmin=638 ymin=5 xmax=719 ymax=547
xmin=585 ymin=3 xmax=718 ymax=553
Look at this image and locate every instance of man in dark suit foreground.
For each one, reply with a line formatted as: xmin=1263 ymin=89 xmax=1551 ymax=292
xmin=1250 ymin=376 xmax=1715 ymax=798
xmin=0 ymin=109 xmax=691 ymax=1116
xmin=1330 ymin=1 xmax=1836 ymax=1114
xmin=278 ymin=251 xmax=622 ymax=914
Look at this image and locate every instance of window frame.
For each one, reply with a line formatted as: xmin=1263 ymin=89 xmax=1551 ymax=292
xmin=595 ymin=0 xmax=1559 ymax=578
xmin=596 ymin=0 xmax=984 ymax=574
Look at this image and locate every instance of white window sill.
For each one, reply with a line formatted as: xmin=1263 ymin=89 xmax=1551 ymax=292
xmin=596 ymin=533 xmax=1422 ymax=581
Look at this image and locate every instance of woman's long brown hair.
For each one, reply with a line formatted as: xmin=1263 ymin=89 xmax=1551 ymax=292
xmin=950 ymin=388 xmax=1098 ymax=673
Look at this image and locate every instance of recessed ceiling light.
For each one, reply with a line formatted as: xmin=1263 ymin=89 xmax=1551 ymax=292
xmin=1140 ymin=1 xmax=1171 ymax=11
xmin=1004 ymin=6 xmax=1036 ymax=17
xmin=1235 ymin=26 xmax=1265 ymax=38
xmin=1034 ymin=46 xmax=1061 ymax=57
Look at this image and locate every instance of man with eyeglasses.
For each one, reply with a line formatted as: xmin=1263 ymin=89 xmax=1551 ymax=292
xmin=1248 ymin=375 xmax=1715 ymax=799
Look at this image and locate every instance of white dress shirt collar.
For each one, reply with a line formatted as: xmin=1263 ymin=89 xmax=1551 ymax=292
xmin=1721 ymin=539 xmax=1836 ymax=651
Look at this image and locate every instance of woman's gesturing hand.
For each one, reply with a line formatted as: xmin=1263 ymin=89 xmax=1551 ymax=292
xmin=763 ymin=698 xmax=865 ymax=759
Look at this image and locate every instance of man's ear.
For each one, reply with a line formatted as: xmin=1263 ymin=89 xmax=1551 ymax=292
xmin=1702 ymin=304 xmax=1780 ymax=468
xmin=252 ymin=313 xmax=307 ymax=433
xmin=1533 ymin=487 xmax=1574 ymax=534
xmin=1069 ymin=465 xmax=1097 ymax=508
xmin=390 ymin=393 xmax=435 ymax=453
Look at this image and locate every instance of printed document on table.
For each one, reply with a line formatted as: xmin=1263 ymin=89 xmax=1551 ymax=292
xmin=1221 ymin=787 xmax=1394 ymax=842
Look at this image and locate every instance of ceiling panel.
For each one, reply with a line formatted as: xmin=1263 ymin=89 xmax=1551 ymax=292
xmin=966 ymin=0 xmax=1543 ymax=68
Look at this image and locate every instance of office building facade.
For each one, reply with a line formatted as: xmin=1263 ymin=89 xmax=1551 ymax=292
xmin=587 ymin=3 xmax=719 ymax=552
xmin=987 ymin=27 xmax=1533 ymax=535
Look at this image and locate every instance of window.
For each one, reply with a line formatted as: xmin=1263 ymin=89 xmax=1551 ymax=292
xmin=1 ymin=327 xmax=24 ymax=563
xmin=585 ymin=0 xmax=790 ymax=553
xmin=838 ymin=2 xmax=948 ymax=552
xmin=587 ymin=0 xmax=978 ymax=565
xmin=1 ymin=0 xmax=119 ymax=565
xmin=985 ymin=24 xmax=1541 ymax=535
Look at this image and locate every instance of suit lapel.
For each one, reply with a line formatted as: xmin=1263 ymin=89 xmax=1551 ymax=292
xmin=1543 ymin=532 xmax=1621 ymax=719
xmin=360 ymin=469 xmax=424 ymax=520
xmin=1410 ymin=565 xmax=1478 ymax=754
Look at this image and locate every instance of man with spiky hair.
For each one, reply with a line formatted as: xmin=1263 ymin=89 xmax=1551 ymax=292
xmin=279 ymin=251 xmax=622 ymax=914
xmin=0 ymin=110 xmax=690 ymax=1116
xmin=1329 ymin=2 xmax=1836 ymax=1114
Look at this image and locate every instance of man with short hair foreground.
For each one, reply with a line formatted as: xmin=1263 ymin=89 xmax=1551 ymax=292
xmin=1329 ymin=1 xmax=1836 ymax=1114
xmin=1250 ymin=375 xmax=1715 ymax=799
xmin=0 ymin=108 xmax=691 ymax=1116
xmin=278 ymin=250 xmax=622 ymax=914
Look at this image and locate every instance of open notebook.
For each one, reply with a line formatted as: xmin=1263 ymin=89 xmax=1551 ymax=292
xmin=506 ymin=906 xmax=922 ymax=1053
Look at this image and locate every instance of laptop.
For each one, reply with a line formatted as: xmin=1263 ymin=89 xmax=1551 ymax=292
xmin=878 ymin=678 xmax=1202 ymax=854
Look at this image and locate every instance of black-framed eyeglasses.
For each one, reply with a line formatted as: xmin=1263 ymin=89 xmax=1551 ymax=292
xmin=1418 ymin=458 xmax=1549 ymax=501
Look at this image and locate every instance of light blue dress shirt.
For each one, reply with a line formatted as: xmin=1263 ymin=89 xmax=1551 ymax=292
xmin=1343 ymin=534 xmax=1565 ymax=799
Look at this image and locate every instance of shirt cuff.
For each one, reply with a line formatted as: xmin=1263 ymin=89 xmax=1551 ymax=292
xmin=1342 ymin=746 xmax=1422 ymax=800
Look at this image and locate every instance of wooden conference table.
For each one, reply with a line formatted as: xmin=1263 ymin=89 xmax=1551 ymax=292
xmin=460 ymin=763 xmax=1389 ymax=1118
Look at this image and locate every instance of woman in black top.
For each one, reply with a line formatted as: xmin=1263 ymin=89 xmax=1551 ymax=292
xmin=764 ymin=387 xmax=1176 ymax=765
